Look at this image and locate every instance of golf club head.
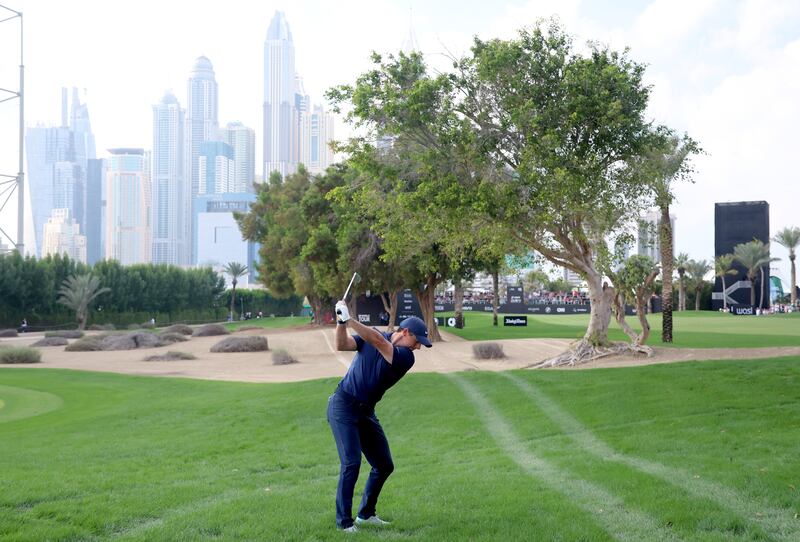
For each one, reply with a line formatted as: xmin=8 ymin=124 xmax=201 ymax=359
xmin=343 ymin=272 xmax=361 ymax=301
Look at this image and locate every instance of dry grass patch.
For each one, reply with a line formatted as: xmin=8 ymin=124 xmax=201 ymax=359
xmin=162 ymin=324 xmax=193 ymax=336
xmin=32 ymin=337 xmax=69 ymax=347
xmin=143 ymin=351 xmax=197 ymax=362
xmin=193 ymin=324 xmax=230 ymax=337
xmin=88 ymin=323 xmax=116 ymax=331
xmin=44 ymin=330 xmax=84 ymax=339
xmin=272 ymin=348 xmax=298 ymax=365
xmin=65 ymin=335 xmax=105 ymax=352
xmin=158 ymin=332 xmax=189 ymax=344
xmin=472 ymin=342 xmax=506 ymax=360
xmin=0 ymin=329 xmax=19 ymax=338
xmin=0 ymin=346 xmax=41 ymax=364
xmin=210 ymin=336 xmax=269 ymax=353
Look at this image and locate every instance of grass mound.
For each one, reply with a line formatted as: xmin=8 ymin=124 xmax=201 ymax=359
xmin=158 ymin=332 xmax=189 ymax=344
xmin=44 ymin=330 xmax=84 ymax=339
xmin=210 ymin=336 xmax=269 ymax=353
xmin=0 ymin=346 xmax=41 ymax=364
xmin=271 ymin=348 xmax=298 ymax=365
xmin=143 ymin=351 xmax=197 ymax=362
xmin=65 ymin=335 xmax=105 ymax=352
xmin=472 ymin=342 xmax=506 ymax=359
xmin=0 ymin=329 xmax=19 ymax=338
xmin=32 ymin=337 xmax=69 ymax=347
xmin=193 ymin=324 xmax=230 ymax=337
xmin=88 ymin=323 xmax=116 ymax=331
xmin=162 ymin=324 xmax=193 ymax=336
xmin=102 ymin=332 xmax=166 ymax=351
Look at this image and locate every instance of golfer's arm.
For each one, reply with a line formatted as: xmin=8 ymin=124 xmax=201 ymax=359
xmin=335 ymin=322 xmax=358 ymax=351
xmin=347 ymin=319 xmax=394 ymax=364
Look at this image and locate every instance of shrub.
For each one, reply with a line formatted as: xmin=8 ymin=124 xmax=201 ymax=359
xmin=272 ymin=348 xmax=298 ymax=365
xmin=0 ymin=346 xmax=41 ymax=364
xmin=472 ymin=342 xmax=506 ymax=360
xmin=158 ymin=332 xmax=189 ymax=344
xmin=65 ymin=335 xmax=105 ymax=352
xmin=0 ymin=329 xmax=19 ymax=338
xmin=193 ymin=324 xmax=230 ymax=337
xmin=141 ymin=322 xmax=156 ymax=329
xmin=143 ymin=351 xmax=197 ymax=361
xmin=89 ymin=323 xmax=116 ymax=331
xmin=162 ymin=324 xmax=193 ymax=336
xmin=101 ymin=332 xmax=165 ymax=351
xmin=210 ymin=336 xmax=269 ymax=353
xmin=127 ymin=323 xmax=142 ymax=330
xmin=32 ymin=337 xmax=69 ymax=347
xmin=44 ymin=330 xmax=84 ymax=339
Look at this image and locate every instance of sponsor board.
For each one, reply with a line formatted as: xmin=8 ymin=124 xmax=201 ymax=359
xmin=504 ymin=316 xmax=528 ymax=326
xmin=729 ymin=304 xmax=754 ymax=315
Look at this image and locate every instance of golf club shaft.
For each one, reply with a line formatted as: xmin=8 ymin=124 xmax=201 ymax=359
xmin=343 ymin=272 xmax=358 ymax=301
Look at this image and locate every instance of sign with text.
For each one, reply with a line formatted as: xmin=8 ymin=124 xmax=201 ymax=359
xmin=507 ymin=285 xmax=524 ymax=304
xmin=504 ymin=316 xmax=528 ymax=326
xmin=729 ymin=304 xmax=755 ymax=315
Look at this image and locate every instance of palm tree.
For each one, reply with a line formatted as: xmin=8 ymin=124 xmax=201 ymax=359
xmin=733 ymin=240 xmax=778 ymax=307
xmin=773 ymin=226 xmax=800 ymax=306
xmin=714 ymin=254 xmax=738 ymax=311
xmin=685 ymin=259 xmax=711 ymax=311
xmin=57 ymin=274 xmax=111 ymax=330
xmin=675 ymin=252 xmax=690 ymax=311
xmin=222 ymin=262 xmax=248 ymax=320
xmin=647 ymin=133 xmax=699 ymax=340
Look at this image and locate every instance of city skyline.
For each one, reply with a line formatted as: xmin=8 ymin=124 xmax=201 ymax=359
xmin=0 ymin=1 xmax=798 ymax=285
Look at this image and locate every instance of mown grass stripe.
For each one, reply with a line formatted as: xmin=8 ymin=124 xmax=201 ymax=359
xmin=449 ymin=373 xmax=682 ymax=542
xmin=502 ymin=371 xmax=800 ymax=541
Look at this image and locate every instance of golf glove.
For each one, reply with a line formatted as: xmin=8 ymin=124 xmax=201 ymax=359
xmin=335 ymin=301 xmax=350 ymax=324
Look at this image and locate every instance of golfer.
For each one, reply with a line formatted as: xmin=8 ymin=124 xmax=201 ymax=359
xmin=328 ymin=300 xmax=432 ymax=532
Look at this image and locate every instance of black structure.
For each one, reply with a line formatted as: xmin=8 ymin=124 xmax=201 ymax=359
xmin=713 ymin=201 xmax=770 ymax=310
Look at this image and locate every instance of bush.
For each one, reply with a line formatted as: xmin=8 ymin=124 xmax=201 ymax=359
xmin=0 ymin=346 xmax=41 ymax=364
xmin=210 ymin=336 xmax=269 ymax=353
xmin=143 ymin=351 xmax=197 ymax=362
xmin=0 ymin=329 xmax=19 ymax=338
xmin=65 ymin=335 xmax=105 ymax=352
xmin=141 ymin=322 xmax=156 ymax=329
xmin=89 ymin=323 xmax=116 ymax=331
xmin=32 ymin=337 xmax=69 ymax=347
xmin=162 ymin=324 xmax=193 ymax=336
xmin=472 ymin=342 xmax=506 ymax=360
xmin=158 ymin=332 xmax=189 ymax=344
xmin=44 ymin=330 xmax=84 ymax=339
xmin=193 ymin=324 xmax=230 ymax=337
xmin=127 ymin=323 xmax=143 ymax=330
xmin=272 ymin=348 xmax=298 ymax=365
xmin=101 ymin=332 xmax=165 ymax=351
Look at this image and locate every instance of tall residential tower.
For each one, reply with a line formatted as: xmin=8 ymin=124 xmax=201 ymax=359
xmin=263 ymin=11 xmax=298 ymax=179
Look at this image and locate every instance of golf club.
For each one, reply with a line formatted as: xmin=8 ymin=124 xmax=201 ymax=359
xmin=342 ymin=272 xmax=361 ymax=301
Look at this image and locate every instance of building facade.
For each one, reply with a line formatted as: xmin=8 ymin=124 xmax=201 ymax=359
xmin=198 ymin=141 xmax=234 ymax=195
xmin=105 ymin=149 xmax=151 ymax=265
xmin=152 ymin=91 xmax=188 ymax=265
xmin=637 ymin=211 xmax=675 ymax=264
xmin=263 ymin=11 xmax=298 ymax=179
xmin=85 ymin=158 xmax=105 ymax=264
xmin=220 ymin=122 xmax=256 ymax=193
xmin=42 ymin=208 xmax=87 ymax=263
xmin=300 ymin=104 xmax=334 ymax=174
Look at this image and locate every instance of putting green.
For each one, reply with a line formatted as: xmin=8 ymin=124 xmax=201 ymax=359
xmin=0 ymin=384 xmax=63 ymax=424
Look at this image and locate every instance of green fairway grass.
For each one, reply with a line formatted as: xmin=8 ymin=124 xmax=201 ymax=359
xmin=2 ymin=360 xmax=799 ymax=540
xmin=439 ymin=310 xmax=800 ymax=348
xmin=223 ymin=316 xmax=310 ymax=332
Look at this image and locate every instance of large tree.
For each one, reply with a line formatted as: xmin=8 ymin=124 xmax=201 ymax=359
xmin=714 ymin=254 xmax=737 ymax=311
xmin=674 ymin=252 xmax=690 ymax=311
xmin=733 ymin=240 xmax=778 ymax=308
xmin=222 ymin=262 xmax=248 ymax=320
xmin=773 ymin=226 xmax=800 ymax=305
xmin=685 ymin=259 xmax=711 ymax=311
xmin=634 ymin=133 xmax=700 ymax=342
xmin=609 ymin=255 xmax=660 ymax=351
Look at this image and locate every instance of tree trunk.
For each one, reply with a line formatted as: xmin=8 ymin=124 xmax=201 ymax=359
xmin=492 ymin=271 xmax=499 ymax=326
xmin=636 ymin=298 xmax=651 ymax=345
xmin=678 ymin=275 xmax=685 ymax=311
xmin=380 ymin=291 xmax=399 ymax=330
xmin=694 ymin=287 xmax=700 ymax=311
xmin=760 ymin=267 xmax=766 ymax=309
xmin=791 ymin=255 xmax=797 ymax=305
xmin=721 ymin=276 xmax=728 ymax=310
xmin=229 ymin=282 xmax=237 ymax=320
xmin=659 ymin=206 xmax=673 ymax=342
xmin=417 ymin=273 xmax=442 ymax=342
xmin=612 ymin=293 xmax=638 ymax=344
xmin=311 ymin=296 xmax=326 ymax=327
xmin=584 ymin=271 xmax=612 ymax=346
xmin=454 ymin=280 xmax=464 ymax=328
xmin=750 ymin=275 xmax=756 ymax=306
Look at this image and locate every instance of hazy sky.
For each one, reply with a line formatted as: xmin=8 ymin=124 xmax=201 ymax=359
xmin=0 ymin=0 xmax=798 ymax=287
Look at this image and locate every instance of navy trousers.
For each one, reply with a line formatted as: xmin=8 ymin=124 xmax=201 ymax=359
xmin=327 ymin=388 xmax=394 ymax=529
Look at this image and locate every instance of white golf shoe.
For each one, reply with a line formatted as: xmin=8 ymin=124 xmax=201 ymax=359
xmin=355 ymin=515 xmax=390 ymax=526
xmin=342 ymin=525 xmax=358 ymax=533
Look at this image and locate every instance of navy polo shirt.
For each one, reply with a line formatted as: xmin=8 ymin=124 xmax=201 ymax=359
xmin=338 ymin=331 xmax=415 ymax=406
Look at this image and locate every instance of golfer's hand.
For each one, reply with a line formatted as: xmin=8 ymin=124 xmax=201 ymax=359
xmin=335 ymin=300 xmax=350 ymax=324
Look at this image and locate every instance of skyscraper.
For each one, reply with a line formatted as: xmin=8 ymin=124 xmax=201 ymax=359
xmin=263 ymin=11 xmax=298 ymax=179
xmin=301 ymin=104 xmax=334 ymax=174
xmin=105 ymin=149 xmax=151 ymax=265
xmin=221 ymin=122 xmax=256 ymax=193
xmin=85 ymin=158 xmax=105 ymax=264
xmin=152 ymin=91 xmax=188 ymax=265
xmin=198 ymin=141 xmax=234 ymax=195
xmin=42 ymin=208 xmax=87 ymax=263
